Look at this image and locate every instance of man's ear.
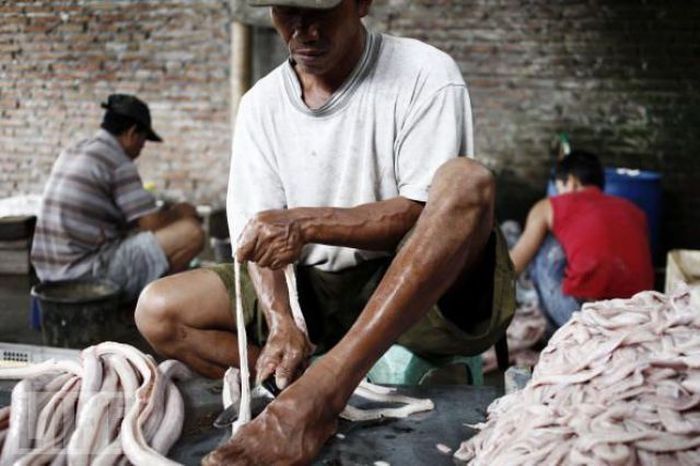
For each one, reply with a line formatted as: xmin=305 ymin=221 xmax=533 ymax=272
xmin=125 ymin=125 xmax=139 ymax=140
xmin=568 ymin=175 xmax=584 ymax=191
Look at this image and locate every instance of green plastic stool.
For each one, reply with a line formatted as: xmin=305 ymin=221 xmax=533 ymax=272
xmin=367 ymin=344 xmax=483 ymax=386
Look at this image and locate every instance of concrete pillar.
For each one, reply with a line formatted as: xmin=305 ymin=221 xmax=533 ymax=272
xmin=231 ymin=21 xmax=252 ymax=132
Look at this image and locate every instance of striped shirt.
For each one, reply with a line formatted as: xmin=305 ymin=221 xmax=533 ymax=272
xmin=31 ymin=129 xmax=159 ymax=281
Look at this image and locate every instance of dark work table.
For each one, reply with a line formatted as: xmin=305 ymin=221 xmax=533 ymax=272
xmin=1 ymin=377 xmax=499 ymax=465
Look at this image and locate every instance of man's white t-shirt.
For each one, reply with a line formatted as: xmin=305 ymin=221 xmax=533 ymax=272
xmin=228 ymin=30 xmax=474 ymax=272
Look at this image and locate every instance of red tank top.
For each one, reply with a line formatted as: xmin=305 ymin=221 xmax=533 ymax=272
xmin=550 ymin=187 xmax=654 ymax=299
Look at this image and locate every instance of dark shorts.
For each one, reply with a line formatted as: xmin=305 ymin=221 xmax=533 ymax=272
xmin=208 ymin=227 xmax=515 ymax=358
xmin=91 ymin=231 xmax=169 ymax=302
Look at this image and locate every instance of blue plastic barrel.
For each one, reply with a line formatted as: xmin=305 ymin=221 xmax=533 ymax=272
xmin=603 ymin=168 xmax=662 ymax=258
xmin=547 ymin=168 xmax=662 ymax=257
xmin=546 ymin=176 xmax=557 ymax=197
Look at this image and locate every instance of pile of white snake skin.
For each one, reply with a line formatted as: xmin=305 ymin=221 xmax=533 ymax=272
xmin=456 ymin=287 xmax=700 ymax=465
xmin=0 ymin=342 xmax=190 ymax=466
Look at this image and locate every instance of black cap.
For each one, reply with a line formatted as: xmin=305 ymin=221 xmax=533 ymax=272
xmin=100 ymin=94 xmax=162 ymax=142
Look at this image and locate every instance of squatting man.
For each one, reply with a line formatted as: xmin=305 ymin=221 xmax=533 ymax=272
xmin=135 ymin=0 xmax=515 ymax=463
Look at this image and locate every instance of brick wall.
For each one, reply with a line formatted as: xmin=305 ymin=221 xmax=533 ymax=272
xmin=0 ymin=0 xmax=232 ymax=205
xmin=1 ymin=0 xmax=698 ymax=253
xmin=372 ymin=0 xmax=700 ymax=254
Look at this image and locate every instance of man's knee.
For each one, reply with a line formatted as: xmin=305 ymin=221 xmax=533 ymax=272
xmin=154 ymin=217 xmax=205 ymax=261
xmin=431 ymin=157 xmax=495 ymax=212
xmin=135 ymin=279 xmax=179 ymax=352
xmin=182 ymin=217 xmax=206 ymax=253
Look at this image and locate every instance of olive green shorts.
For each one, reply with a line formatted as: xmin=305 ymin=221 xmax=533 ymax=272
xmin=208 ymin=227 xmax=515 ymax=358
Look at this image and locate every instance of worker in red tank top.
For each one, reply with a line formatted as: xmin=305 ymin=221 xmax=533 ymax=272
xmin=510 ymin=150 xmax=654 ymax=329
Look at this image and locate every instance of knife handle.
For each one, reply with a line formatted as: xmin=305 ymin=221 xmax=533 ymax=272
xmin=262 ymin=376 xmax=281 ymax=397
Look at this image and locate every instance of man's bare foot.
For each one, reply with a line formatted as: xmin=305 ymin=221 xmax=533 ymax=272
xmin=202 ymin=360 xmax=348 ymax=466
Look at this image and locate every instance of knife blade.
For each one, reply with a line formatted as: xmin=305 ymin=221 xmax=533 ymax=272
xmin=213 ymin=376 xmax=280 ymax=429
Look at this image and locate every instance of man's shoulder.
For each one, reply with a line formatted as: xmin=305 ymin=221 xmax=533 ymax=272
xmin=556 ymin=189 xmax=645 ymax=223
xmin=381 ymin=33 xmax=451 ymax=61
xmin=58 ymin=130 xmax=129 ymax=175
xmin=601 ymin=192 xmax=646 ymax=218
xmin=241 ymin=63 xmax=287 ymax=111
xmin=378 ymin=33 xmax=464 ymax=84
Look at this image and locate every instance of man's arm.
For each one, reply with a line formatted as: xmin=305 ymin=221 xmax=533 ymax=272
xmin=236 ymin=196 xmax=424 ymax=386
xmin=296 ymin=197 xmax=425 ymax=250
xmin=246 ymin=264 xmax=314 ymax=389
xmin=237 ymin=197 xmax=424 ymax=269
xmin=509 ymin=198 xmax=553 ymax=275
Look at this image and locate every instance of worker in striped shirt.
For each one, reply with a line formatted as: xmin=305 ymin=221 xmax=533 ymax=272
xmin=31 ymin=94 xmax=204 ymax=302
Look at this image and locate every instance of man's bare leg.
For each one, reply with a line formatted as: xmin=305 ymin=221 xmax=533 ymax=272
xmin=203 ymin=158 xmax=497 ymax=465
xmin=134 ymin=268 xmax=260 ymax=379
xmin=154 ymin=217 xmax=205 ymax=273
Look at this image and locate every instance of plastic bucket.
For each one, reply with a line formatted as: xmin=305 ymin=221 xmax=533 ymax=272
xmin=30 ymin=279 xmax=121 ymax=349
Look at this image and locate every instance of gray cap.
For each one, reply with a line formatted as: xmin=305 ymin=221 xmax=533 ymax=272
xmin=247 ymin=0 xmax=342 ymax=9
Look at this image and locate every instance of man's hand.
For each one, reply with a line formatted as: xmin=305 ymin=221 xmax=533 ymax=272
xmin=256 ymin=320 xmax=314 ymax=389
xmin=202 ymin=359 xmax=344 ymax=466
xmin=236 ymin=209 xmax=305 ymax=269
